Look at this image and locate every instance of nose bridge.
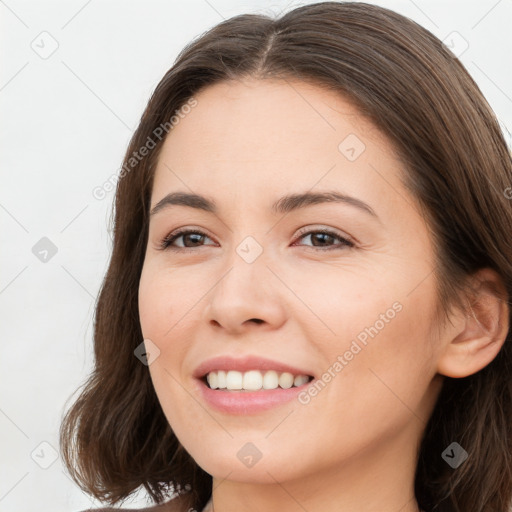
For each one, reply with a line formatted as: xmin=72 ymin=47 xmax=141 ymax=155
xmin=217 ymin=236 xmax=271 ymax=305
xmin=205 ymin=234 xmax=286 ymax=330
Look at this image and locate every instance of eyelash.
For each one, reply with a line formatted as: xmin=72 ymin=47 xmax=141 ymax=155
xmin=158 ymin=227 xmax=355 ymax=252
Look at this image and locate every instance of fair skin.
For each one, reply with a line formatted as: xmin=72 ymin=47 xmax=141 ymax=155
xmin=138 ymin=78 xmax=508 ymax=512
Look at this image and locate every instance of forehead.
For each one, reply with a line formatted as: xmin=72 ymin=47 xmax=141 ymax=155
xmin=161 ymin=77 xmax=379 ymax=159
xmin=151 ymin=78 xmax=408 ymax=217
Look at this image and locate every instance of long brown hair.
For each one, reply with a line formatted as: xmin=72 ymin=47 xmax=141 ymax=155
xmin=59 ymin=2 xmax=512 ymax=511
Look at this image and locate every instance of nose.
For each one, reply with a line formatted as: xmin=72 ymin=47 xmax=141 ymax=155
xmin=204 ymin=255 xmax=287 ymax=334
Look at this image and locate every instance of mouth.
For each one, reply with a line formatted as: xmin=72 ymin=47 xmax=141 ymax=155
xmin=192 ymin=355 xmax=317 ymax=413
xmin=200 ymin=369 xmax=315 ymax=392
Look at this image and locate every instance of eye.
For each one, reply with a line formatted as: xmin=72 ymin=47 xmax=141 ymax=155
xmin=158 ymin=227 xmax=355 ymax=252
xmin=293 ymin=227 xmax=355 ymax=251
xmin=158 ymin=228 xmax=216 ymax=251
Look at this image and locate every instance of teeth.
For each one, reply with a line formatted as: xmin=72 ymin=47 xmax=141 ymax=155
xmin=243 ymin=370 xmax=262 ymax=391
xmin=263 ymin=370 xmax=278 ymax=389
xmin=217 ymin=370 xmax=227 ymax=388
xmin=293 ymin=374 xmax=310 ymax=387
xmin=279 ymin=372 xmax=294 ymax=389
xmin=206 ymin=370 xmax=312 ymax=391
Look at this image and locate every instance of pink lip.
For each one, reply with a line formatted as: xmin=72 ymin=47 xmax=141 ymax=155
xmin=192 ymin=355 xmax=315 ymax=379
xmin=193 ymin=377 xmax=314 ymax=415
xmin=192 ymin=355 xmax=316 ymax=415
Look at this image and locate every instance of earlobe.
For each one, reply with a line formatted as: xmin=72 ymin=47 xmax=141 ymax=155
xmin=437 ymin=268 xmax=510 ymax=379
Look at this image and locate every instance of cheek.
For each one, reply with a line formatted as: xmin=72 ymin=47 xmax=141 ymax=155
xmin=138 ymin=265 xmax=195 ymax=422
xmin=300 ymin=263 xmax=438 ymax=413
xmin=138 ymin=262 xmax=197 ymax=339
xmin=138 ymin=267 xmax=163 ymax=340
xmin=138 ymin=263 xmax=207 ymax=392
xmin=323 ymin=281 xmax=438 ymax=418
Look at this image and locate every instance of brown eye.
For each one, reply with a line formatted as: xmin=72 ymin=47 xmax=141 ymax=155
xmin=159 ymin=229 xmax=215 ymax=251
xmin=294 ymin=228 xmax=355 ymax=251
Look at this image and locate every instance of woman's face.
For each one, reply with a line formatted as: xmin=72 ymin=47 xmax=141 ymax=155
xmin=138 ymin=78 xmax=446 ymax=488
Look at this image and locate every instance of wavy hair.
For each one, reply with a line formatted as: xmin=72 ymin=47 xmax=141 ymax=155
xmin=60 ymin=3 xmax=512 ymax=511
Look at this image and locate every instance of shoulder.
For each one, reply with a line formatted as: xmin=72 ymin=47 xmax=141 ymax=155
xmin=78 ymin=493 xmax=190 ymax=512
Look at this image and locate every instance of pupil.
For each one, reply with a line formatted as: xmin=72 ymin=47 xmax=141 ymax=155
xmin=313 ymin=233 xmax=332 ymax=246
xmin=185 ymin=234 xmax=203 ymax=247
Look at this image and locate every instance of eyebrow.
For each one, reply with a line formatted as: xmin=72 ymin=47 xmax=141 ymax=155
xmin=149 ymin=190 xmax=379 ymax=219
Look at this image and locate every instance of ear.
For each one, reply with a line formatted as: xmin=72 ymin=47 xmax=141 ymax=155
xmin=437 ymin=268 xmax=510 ymax=378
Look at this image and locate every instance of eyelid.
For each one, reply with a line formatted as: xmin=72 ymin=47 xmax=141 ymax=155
xmin=157 ymin=226 xmax=216 ymax=251
xmin=294 ymin=225 xmax=355 ymax=245
xmin=157 ymin=225 xmax=356 ymax=252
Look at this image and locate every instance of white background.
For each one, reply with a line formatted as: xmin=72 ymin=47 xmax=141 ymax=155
xmin=1 ymin=0 xmax=511 ymax=510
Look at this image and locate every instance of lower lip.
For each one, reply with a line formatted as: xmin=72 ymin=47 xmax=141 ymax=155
xmin=195 ymin=377 xmax=314 ymax=415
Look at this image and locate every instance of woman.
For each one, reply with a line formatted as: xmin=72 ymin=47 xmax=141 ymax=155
xmin=60 ymin=2 xmax=512 ymax=511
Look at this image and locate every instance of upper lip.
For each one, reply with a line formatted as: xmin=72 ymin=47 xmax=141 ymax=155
xmin=193 ymin=355 xmax=315 ymax=379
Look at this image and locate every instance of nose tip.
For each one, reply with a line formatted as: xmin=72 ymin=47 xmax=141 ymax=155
xmin=205 ymin=258 xmax=287 ymax=334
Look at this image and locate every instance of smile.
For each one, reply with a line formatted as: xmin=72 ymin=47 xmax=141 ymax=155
xmin=205 ymin=369 xmax=313 ymax=391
